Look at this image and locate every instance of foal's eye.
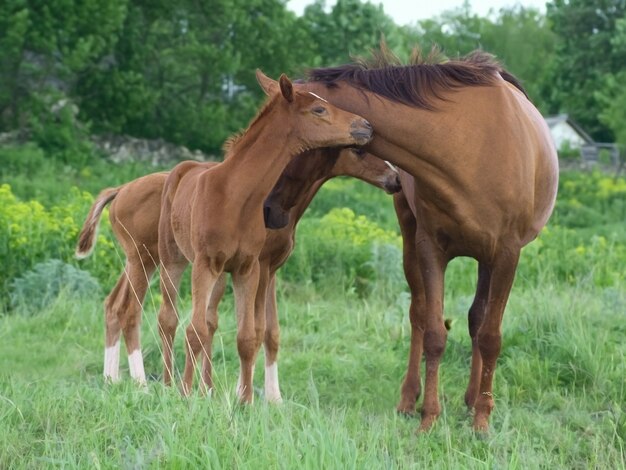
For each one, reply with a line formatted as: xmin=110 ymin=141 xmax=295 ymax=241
xmin=353 ymin=148 xmax=366 ymax=158
xmin=311 ymin=106 xmax=327 ymax=115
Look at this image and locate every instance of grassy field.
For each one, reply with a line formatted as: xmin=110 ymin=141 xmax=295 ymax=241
xmin=1 ymin=154 xmax=625 ymax=468
xmin=1 ymin=283 xmax=624 ymax=468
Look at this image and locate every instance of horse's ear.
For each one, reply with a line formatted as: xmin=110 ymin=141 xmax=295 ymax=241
xmin=279 ymin=74 xmax=294 ymax=103
xmin=256 ymin=69 xmax=278 ymax=96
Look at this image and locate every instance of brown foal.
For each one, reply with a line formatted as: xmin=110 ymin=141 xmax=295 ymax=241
xmin=82 ymin=70 xmax=372 ymax=400
xmin=76 ymin=148 xmax=396 ymax=394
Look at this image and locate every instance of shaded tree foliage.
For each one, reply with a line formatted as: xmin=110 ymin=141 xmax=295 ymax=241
xmin=409 ymin=4 xmax=556 ymax=111
xmin=547 ymin=0 xmax=626 ymax=141
xmin=0 ymin=0 xmax=624 ymax=157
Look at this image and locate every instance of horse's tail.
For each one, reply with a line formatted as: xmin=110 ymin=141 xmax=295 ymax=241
xmin=75 ymin=187 xmax=120 ymax=259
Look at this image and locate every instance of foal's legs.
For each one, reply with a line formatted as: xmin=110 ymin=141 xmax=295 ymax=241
xmin=232 ymin=260 xmax=262 ymax=403
xmin=157 ymin=256 xmax=187 ymax=387
xmin=472 ymin=249 xmax=520 ymax=431
xmin=104 ymin=256 xmax=155 ymax=384
xmin=181 ymin=257 xmax=222 ymax=396
xmin=464 ymin=263 xmax=491 ymax=408
xmin=201 ymin=273 xmax=226 ymax=394
xmin=263 ymin=273 xmax=282 ymax=403
xmin=103 ymin=273 xmax=126 ymax=382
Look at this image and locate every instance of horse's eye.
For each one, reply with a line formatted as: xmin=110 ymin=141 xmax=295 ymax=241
xmin=312 ymin=106 xmax=327 ymax=115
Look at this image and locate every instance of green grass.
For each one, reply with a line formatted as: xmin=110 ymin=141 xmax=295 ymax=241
xmin=2 ymin=151 xmax=626 ymax=467
xmin=1 ymin=282 xmax=624 ymax=468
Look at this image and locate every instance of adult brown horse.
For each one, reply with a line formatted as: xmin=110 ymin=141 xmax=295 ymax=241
xmin=156 ymin=71 xmax=375 ymax=401
xmin=75 ymin=147 xmax=397 ymax=392
xmin=278 ymin=48 xmax=558 ymax=431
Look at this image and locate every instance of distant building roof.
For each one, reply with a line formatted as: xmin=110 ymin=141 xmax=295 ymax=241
xmin=544 ymin=114 xmax=594 ymax=149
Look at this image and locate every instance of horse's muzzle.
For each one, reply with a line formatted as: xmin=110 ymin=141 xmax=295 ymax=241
xmin=384 ymin=173 xmax=402 ymax=194
xmin=264 ymin=204 xmax=290 ymax=230
xmin=350 ymin=119 xmax=373 ymax=145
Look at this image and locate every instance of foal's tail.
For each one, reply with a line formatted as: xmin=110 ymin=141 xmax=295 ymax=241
xmin=75 ymin=187 xmax=120 ymax=259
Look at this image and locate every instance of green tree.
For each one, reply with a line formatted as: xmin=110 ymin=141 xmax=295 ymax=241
xmin=301 ymin=0 xmax=405 ymax=66
xmin=596 ymin=17 xmax=626 ymax=152
xmin=547 ymin=0 xmax=626 ymax=141
xmin=480 ymin=6 xmax=556 ymax=112
xmin=408 ymin=5 xmax=556 ymax=111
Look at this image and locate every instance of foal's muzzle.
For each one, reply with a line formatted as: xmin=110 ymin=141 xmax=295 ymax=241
xmin=350 ymin=119 xmax=373 ymax=145
xmin=263 ymin=204 xmax=290 ymax=230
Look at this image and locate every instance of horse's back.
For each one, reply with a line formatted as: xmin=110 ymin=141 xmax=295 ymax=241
xmin=109 ymin=172 xmax=169 ymax=261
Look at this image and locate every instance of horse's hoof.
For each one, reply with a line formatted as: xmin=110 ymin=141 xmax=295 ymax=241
xmin=472 ymin=415 xmax=490 ymax=434
xmin=396 ymin=406 xmax=417 ymax=418
xmin=417 ymin=414 xmax=437 ymax=433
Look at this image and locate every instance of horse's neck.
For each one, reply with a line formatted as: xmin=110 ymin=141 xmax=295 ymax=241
xmin=288 ymin=177 xmax=327 ymax=226
xmin=303 ymin=82 xmax=446 ymax=171
xmin=220 ymin=113 xmax=303 ymax=205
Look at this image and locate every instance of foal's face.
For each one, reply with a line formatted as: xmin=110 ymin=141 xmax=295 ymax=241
xmin=256 ymin=71 xmax=373 ymax=149
xmin=262 ymin=147 xmax=341 ymax=229
xmin=290 ymin=91 xmax=373 ymax=148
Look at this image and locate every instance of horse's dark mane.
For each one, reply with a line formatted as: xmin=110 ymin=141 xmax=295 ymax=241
xmin=306 ymin=45 xmax=528 ymax=109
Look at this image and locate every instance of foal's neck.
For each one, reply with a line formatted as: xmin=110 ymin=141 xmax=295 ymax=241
xmin=286 ymin=177 xmax=328 ymax=228
xmin=220 ymin=108 xmax=305 ymax=206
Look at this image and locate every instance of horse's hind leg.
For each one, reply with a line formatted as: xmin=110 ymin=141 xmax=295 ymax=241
xmin=120 ymin=257 xmax=156 ymax=384
xmin=464 ymin=262 xmax=491 ymax=408
xmin=472 ymin=249 xmax=520 ymax=432
xmin=103 ymin=273 xmax=126 ymax=382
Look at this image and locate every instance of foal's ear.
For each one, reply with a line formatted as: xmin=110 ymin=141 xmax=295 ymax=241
xmin=256 ymin=69 xmax=278 ymax=96
xmin=279 ymin=74 xmax=294 ymax=103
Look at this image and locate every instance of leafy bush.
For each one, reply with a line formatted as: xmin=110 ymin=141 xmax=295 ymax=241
xmin=0 ymin=184 xmax=119 ymax=310
xmin=29 ymin=94 xmax=96 ymax=167
xmin=518 ymin=225 xmax=626 ymax=288
xmin=557 ymin=141 xmax=580 ymax=161
xmin=551 ymin=171 xmax=626 ymax=227
xmin=0 ymin=143 xmax=165 ymax=206
xmin=280 ymin=207 xmax=401 ymax=294
xmin=9 ymin=259 xmax=100 ymax=315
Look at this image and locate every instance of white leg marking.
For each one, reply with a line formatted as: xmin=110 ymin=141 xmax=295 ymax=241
xmin=104 ymin=340 xmax=121 ymax=383
xmin=128 ymin=349 xmax=147 ymax=385
xmin=264 ymin=362 xmax=282 ymax=403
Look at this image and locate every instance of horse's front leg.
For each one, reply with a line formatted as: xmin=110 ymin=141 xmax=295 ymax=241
xmin=232 ymin=258 xmax=261 ymax=404
xmin=464 ymin=263 xmax=491 ymax=408
xmin=182 ymin=257 xmax=221 ymax=396
xmin=394 ymin=191 xmax=426 ymax=414
xmin=263 ymin=272 xmax=282 ymax=403
xmin=201 ymin=273 xmax=227 ymax=394
xmin=416 ymin=248 xmax=447 ymax=432
xmin=473 ymin=249 xmax=520 ymax=432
